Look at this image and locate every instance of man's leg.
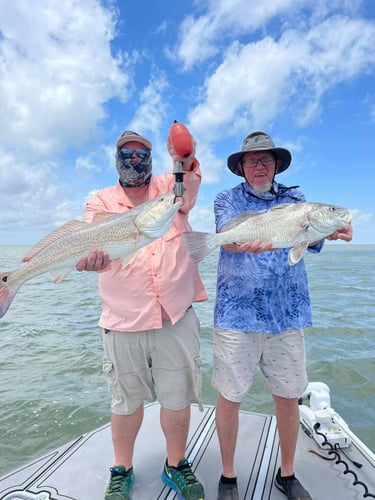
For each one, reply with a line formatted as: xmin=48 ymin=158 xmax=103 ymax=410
xmin=273 ymin=395 xmax=299 ymax=476
xmin=161 ymin=404 xmax=204 ymax=499
xmin=273 ymin=395 xmax=312 ymax=499
xmin=161 ymin=405 xmax=190 ymax=466
xmin=111 ymin=403 xmax=144 ymax=469
xmin=216 ymin=393 xmax=241 ymax=478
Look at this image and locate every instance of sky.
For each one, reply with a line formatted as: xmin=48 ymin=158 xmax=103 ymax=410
xmin=0 ymin=0 xmax=375 ymax=246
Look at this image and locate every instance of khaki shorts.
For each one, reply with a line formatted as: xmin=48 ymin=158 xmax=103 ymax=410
xmin=212 ymin=328 xmax=308 ymax=402
xmin=101 ymin=307 xmax=202 ymax=415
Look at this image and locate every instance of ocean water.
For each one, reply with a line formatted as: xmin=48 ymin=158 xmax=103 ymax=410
xmin=0 ymin=244 xmax=374 ymax=476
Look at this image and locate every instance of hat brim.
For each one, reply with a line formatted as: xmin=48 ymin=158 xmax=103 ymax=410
xmin=227 ymin=147 xmax=291 ymax=176
xmin=116 ymin=134 xmax=152 ymax=150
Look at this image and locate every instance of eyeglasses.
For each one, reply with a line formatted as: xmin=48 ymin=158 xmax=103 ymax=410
xmin=119 ymin=148 xmax=151 ymax=159
xmin=242 ymin=156 xmax=275 ymax=168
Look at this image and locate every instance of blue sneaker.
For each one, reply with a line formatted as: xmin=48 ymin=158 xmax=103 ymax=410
xmin=105 ymin=466 xmax=134 ymax=500
xmin=162 ymin=458 xmax=205 ymax=499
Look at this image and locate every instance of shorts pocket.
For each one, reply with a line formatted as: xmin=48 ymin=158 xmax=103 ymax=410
xmin=102 ymin=359 xmax=117 ymax=389
xmin=102 ymin=359 xmax=124 ymax=408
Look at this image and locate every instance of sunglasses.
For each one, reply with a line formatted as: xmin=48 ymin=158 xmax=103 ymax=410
xmin=119 ymin=148 xmax=151 ymax=159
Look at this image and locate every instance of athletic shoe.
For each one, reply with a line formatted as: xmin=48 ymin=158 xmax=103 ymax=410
xmin=161 ymin=458 xmax=205 ymax=499
xmin=104 ymin=465 xmax=134 ymax=500
xmin=217 ymin=478 xmax=239 ymax=499
xmin=274 ymin=467 xmax=312 ymax=500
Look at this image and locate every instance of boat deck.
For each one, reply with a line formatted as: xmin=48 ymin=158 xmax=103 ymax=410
xmin=1 ymin=402 xmax=374 ymax=499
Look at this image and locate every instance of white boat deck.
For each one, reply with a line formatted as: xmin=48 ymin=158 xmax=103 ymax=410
xmin=1 ymin=402 xmax=374 ymax=500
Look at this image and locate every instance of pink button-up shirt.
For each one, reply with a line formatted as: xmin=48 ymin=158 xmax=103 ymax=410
xmin=84 ymin=163 xmax=207 ymax=332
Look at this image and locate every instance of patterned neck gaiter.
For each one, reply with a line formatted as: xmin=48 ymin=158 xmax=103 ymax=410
xmin=116 ymin=150 xmax=152 ymax=187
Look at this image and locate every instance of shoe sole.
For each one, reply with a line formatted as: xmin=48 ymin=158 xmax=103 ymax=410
xmin=161 ymin=471 xmax=185 ymax=499
xmin=161 ymin=471 xmax=204 ymax=500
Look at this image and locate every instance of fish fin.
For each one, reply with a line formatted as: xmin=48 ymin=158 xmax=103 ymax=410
xmin=288 ymin=243 xmax=309 ymax=265
xmin=0 ymin=270 xmax=20 ymax=318
xmin=22 ymin=220 xmax=87 ymax=262
xmin=182 ymin=231 xmax=217 ymax=263
xmin=135 ymin=201 xmax=181 ymax=238
xmin=269 ymin=203 xmax=295 ymax=211
xmin=53 ymin=268 xmax=74 ymax=284
xmin=292 ymin=224 xmax=310 ymax=245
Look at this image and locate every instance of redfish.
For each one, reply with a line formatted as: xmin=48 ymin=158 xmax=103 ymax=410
xmin=0 ymin=193 xmax=181 ymax=318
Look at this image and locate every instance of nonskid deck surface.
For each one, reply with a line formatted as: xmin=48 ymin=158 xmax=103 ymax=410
xmin=1 ymin=403 xmax=374 ymax=500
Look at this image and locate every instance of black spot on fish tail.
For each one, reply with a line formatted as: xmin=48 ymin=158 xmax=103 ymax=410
xmin=2 ymin=276 xmax=7 ymax=283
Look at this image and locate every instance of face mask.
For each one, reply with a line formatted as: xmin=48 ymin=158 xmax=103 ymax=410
xmin=116 ymin=148 xmax=152 ymax=187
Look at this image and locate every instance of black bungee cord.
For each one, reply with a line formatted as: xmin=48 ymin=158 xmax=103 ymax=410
xmin=311 ymin=423 xmax=375 ymax=498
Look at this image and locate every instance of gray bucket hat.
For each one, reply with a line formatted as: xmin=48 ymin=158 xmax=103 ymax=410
xmin=227 ymin=131 xmax=291 ymax=176
xmin=116 ymin=130 xmax=152 ymax=150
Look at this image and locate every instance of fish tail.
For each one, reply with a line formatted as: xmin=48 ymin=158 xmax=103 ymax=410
xmin=0 ymin=270 xmax=20 ymax=318
xmin=182 ymin=231 xmax=217 ymax=263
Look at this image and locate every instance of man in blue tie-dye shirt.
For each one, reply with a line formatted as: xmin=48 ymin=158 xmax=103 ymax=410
xmin=213 ymin=131 xmax=352 ymax=500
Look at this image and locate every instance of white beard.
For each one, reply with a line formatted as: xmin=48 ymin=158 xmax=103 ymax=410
xmin=251 ymin=180 xmax=273 ymax=195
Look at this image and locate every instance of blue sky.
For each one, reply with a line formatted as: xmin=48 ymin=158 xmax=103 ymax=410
xmin=0 ymin=0 xmax=374 ymax=245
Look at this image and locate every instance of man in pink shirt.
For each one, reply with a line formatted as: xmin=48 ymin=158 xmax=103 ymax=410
xmin=76 ymin=128 xmax=207 ymax=500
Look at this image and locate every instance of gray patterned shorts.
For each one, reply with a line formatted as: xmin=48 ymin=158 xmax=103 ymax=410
xmin=212 ymin=328 xmax=308 ymax=401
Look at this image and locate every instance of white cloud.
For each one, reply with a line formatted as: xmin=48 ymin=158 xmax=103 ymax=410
xmin=195 ymin=144 xmax=224 ymax=185
xmin=0 ymin=0 xmax=134 ymax=244
xmin=0 ymin=0 xmax=130 ymax=158
xmin=0 ymin=149 xmax=76 ymax=235
xmin=0 ymin=1 xmax=374 ymax=246
xmin=350 ymin=209 xmax=375 ymax=245
xmin=173 ymin=0 xmax=361 ymax=70
xmin=173 ymin=0 xmax=298 ymax=70
xmin=75 ymin=153 xmax=102 ymax=173
xmin=189 ymin=203 xmax=215 ymax=233
xmin=127 ymin=72 xmax=169 ymax=142
xmin=187 ymin=16 xmax=375 ymax=140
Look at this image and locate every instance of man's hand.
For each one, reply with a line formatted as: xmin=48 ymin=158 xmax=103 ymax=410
xmin=76 ymin=249 xmax=110 ymax=272
xmin=326 ymin=223 xmax=353 ymax=242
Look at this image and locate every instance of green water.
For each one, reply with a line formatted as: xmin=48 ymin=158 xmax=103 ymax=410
xmin=0 ymin=245 xmax=374 ymax=475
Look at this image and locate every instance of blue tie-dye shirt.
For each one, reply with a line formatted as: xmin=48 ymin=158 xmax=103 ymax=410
xmin=214 ymin=181 xmax=323 ymax=334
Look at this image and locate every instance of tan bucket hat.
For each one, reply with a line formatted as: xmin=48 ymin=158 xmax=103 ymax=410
xmin=227 ymin=131 xmax=291 ymax=176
